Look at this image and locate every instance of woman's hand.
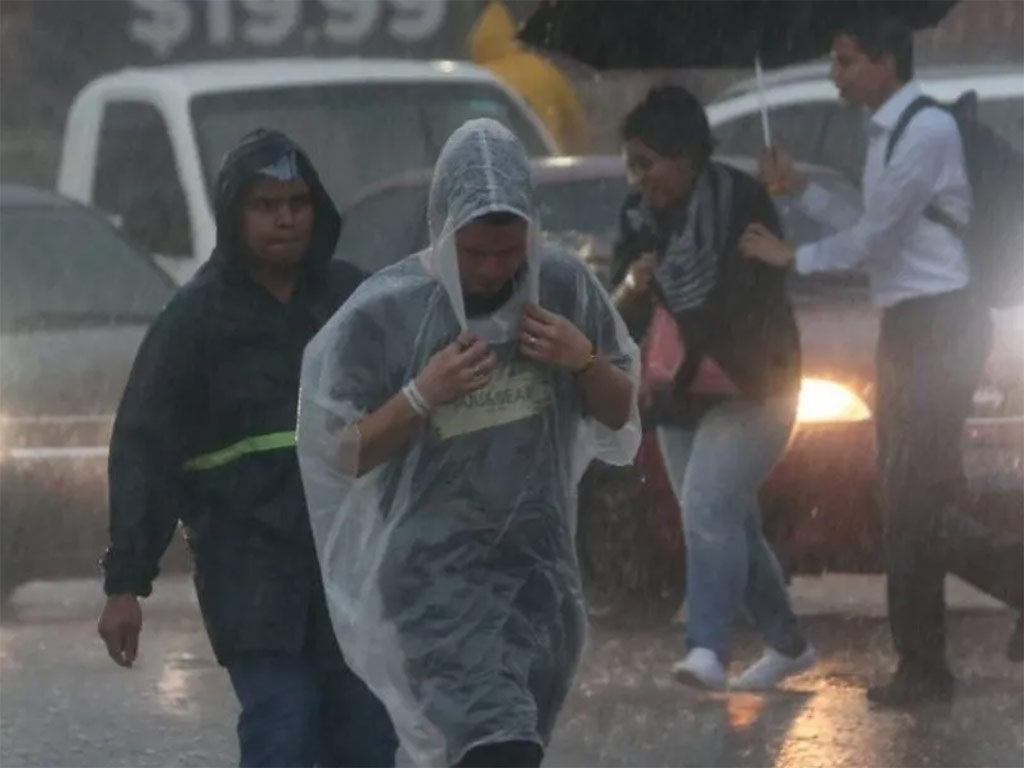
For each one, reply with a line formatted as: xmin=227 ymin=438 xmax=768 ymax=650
xmin=614 ymin=252 xmax=658 ymax=309
xmin=624 ymin=252 xmax=657 ymax=295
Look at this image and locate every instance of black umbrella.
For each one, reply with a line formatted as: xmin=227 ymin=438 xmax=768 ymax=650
xmin=518 ymin=0 xmax=958 ymax=70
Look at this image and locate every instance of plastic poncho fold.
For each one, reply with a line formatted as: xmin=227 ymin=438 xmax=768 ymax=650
xmin=297 ymin=119 xmax=640 ymax=766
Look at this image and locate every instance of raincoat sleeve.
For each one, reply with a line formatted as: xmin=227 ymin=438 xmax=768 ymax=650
xmin=299 ymin=295 xmax=399 ymax=479
xmin=102 ymin=300 xmax=202 ymax=597
xmin=569 ymin=263 xmax=642 ymax=472
xmin=576 ymin=266 xmax=635 ymax=374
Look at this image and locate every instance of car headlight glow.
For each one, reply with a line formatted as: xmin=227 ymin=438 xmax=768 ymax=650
xmin=796 ymin=378 xmax=871 ymax=424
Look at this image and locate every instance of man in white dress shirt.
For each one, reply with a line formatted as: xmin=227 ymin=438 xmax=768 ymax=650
xmin=740 ymin=17 xmax=1023 ymax=707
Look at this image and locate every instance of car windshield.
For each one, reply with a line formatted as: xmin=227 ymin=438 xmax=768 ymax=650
xmin=335 ymin=184 xmax=431 ymax=276
xmin=0 ymin=205 xmax=174 ymax=333
xmin=338 ymin=162 xmax=868 ymax=296
xmin=334 ymin=176 xmax=633 ymax=276
xmin=191 ymin=82 xmax=550 ymax=208
xmin=535 ymin=176 xmax=629 ymax=238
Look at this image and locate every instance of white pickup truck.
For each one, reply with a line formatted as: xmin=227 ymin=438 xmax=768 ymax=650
xmin=57 ymin=58 xmax=557 ymax=283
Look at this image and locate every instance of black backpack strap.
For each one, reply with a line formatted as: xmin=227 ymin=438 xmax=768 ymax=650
xmin=885 ymin=95 xmax=942 ymax=165
xmin=885 ymin=95 xmax=967 ymax=238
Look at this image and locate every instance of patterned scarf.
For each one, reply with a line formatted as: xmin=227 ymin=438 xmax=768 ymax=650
xmin=629 ymin=163 xmax=733 ymax=313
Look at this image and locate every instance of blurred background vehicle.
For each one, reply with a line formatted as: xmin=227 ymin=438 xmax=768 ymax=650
xmin=55 ymin=58 xmax=557 ymax=283
xmin=0 ymin=184 xmax=187 ymax=601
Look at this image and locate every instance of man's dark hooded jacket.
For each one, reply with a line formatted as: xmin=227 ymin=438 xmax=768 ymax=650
xmin=102 ymin=130 xmax=363 ymax=664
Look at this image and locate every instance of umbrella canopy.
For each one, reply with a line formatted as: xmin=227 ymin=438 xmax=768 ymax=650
xmin=518 ymin=0 xmax=957 ymax=70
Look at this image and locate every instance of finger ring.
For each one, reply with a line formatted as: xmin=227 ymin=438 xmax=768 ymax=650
xmin=527 ymin=334 xmax=538 ymax=346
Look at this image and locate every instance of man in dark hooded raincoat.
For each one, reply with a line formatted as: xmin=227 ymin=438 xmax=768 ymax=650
xmin=97 ymin=129 xmax=397 ymax=767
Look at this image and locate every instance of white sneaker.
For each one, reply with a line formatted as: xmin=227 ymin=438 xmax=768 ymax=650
xmin=671 ymin=648 xmax=727 ymax=690
xmin=729 ymin=646 xmax=817 ymax=691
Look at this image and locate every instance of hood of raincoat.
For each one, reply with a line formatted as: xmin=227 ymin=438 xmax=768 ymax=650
xmin=212 ymin=128 xmax=341 ymax=279
xmin=422 ymin=118 xmax=542 ymax=343
xmin=469 ymin=0 xmax=519 ymax=63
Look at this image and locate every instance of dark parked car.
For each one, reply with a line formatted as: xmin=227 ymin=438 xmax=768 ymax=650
xmin=337 ymin=157 xmax=1024 ymax=621
xmin=0 ymin=185 xmax=184 ymax=600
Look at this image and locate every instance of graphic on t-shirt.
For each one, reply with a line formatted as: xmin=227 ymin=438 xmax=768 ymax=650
xmin=431 ymin=361 xmax=552 ymax=441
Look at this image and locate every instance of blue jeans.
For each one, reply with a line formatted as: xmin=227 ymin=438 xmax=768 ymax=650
xmin=227 ymin=651 xmax=397 ymax=768
xmin=657 ymin=398 xmax=807 ymax=664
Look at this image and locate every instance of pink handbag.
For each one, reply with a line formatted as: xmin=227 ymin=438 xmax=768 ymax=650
xmin=640 ymin=304 xmax=739 ymax=401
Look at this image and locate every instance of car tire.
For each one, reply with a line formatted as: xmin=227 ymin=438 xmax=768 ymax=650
xmin=576 ymin=460 xmax=686 ymax=627
xmin=0 ymin=556 xmax=24 ymax=612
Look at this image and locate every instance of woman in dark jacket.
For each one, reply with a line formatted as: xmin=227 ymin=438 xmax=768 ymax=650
xmin=611 ymin=86 xmax=815 ymax=690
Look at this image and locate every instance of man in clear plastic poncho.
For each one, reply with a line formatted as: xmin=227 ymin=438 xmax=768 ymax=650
xmin=297 ymin=119 xmax=640 ymax=767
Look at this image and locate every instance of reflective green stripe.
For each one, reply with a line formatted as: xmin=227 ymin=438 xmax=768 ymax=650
xmin=183 ymin=431 xmax=296 ymax=472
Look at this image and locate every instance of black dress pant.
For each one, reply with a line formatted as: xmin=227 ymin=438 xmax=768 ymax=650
xmin=876 ymin=289 xmax=1022 ymax=670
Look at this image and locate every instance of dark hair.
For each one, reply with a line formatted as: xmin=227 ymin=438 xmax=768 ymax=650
xmin=621 ymin=85 xmax=714 ymax=166
xmin=475 ymin=210 xmax=525 ymax=226
xmin=836 ymin=16 xmax=914 ymax=82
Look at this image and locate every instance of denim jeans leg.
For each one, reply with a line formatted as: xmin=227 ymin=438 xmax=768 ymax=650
xmin=658 ymin=422 xmax=746 ymax=663
xmin=657 ymin=398 xmax=803 ymax=664
xmin=227 ymin=653 xmax=320 ymax=768
xmin=743 ymin=503 xmax=807 ymax=657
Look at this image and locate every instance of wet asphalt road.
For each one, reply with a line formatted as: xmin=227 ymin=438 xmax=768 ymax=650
xmin=1 ymin=576 xmax=1021 ymax=768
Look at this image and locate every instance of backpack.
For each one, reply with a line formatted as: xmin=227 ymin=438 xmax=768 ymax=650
xmin=886 ymin=91 xmax=1024 ymax=308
